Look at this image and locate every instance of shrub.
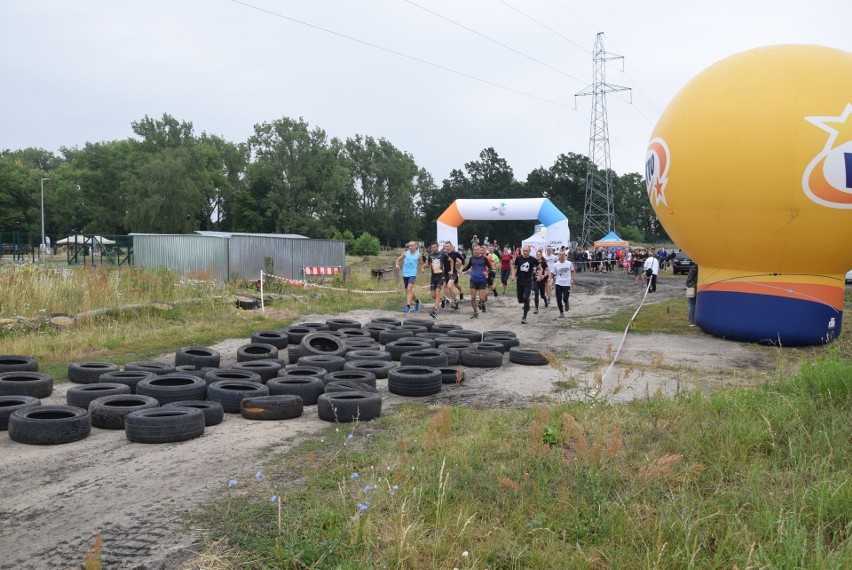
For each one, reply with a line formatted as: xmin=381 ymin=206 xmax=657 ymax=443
xmin=351 ymin=232 xmax=381 ymax=256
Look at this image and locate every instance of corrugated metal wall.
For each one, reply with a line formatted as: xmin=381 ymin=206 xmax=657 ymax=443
xmin=229 ymin=236 xmax=345 ymax=280
xmin=132 ymin=235 xmax=230 ymax=281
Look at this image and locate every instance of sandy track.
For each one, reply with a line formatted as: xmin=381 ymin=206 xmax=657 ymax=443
xmin=0 ymin=272 xmax=774 ymax=568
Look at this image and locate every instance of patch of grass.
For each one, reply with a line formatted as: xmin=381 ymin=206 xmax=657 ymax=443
xmin=195 ymin=353 xmax=852 ymax=568
xmin=581 ymin=296 xmax=698 ymax=335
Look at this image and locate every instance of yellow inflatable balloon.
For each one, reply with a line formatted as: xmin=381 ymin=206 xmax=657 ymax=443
xmin=647 ymin=45 xmax=852 ymax=345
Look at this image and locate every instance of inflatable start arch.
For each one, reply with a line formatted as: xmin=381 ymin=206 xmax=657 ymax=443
xmin=437 ymin=198 xmax=570 ymax=250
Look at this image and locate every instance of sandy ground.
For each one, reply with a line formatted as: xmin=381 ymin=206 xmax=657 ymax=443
xmin=0 ymin=272 xmax=780 ymax=568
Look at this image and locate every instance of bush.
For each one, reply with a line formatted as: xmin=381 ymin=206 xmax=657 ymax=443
xmin=331 ymin=229 xmax=356 ymax=253
xmin=616 ymin=225 xmax=644 ymax=243
xmin=351 ymin=232 xmax=381 ymax=256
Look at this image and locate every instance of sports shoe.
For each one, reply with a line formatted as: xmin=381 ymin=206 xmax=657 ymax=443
xmin=470 ymin=312 xmax=479 ymax=319
xmin=481 ymin=301 xmax=486 ymax=313
xmin=403 ymin=305 xmax=410 ymax=314
xmin=544 ymin=296 xmax=550 ymax=308
xmin=430 ymin=308 xmax=438 ymax=319
xmin=441 ymin=297 xmax=448 ymax=309
xmin=451 ymin=300 xmax=459 ymax=310
xmin=414 ymin=299 xmax=421 ymax=312
xmin=689 ymin=323 xmax=696 ymax=327
xmin=459 ymin=293 xmax=464 ymax=301
xmin=521 ymin=316 xmax=527 ymax=324
xmin=478 ymin=300 xmax=485 ymax=312
xmin=534 ymin=308 xmax=539 ymax=314
xmin=558 ymin=312 xmax=565 ymax=318
xmin=493 ymin=289 xmax=498 ymax=297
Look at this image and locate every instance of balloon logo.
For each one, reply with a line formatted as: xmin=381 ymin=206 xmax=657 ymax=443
xmin=648 ymin=45 xmax=852 ymax=345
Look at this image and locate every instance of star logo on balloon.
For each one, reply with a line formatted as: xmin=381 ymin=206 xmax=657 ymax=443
xmin=645 ymin=138 xmax=670 ymax=207
xmin=490 ymin=202 xmax=507 ymax=216
xmin=802 ymin=103 xmax=852 ymax=209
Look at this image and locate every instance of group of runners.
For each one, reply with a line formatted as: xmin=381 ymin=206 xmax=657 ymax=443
xmin=395 ymin=241 xmax=576 ymax=324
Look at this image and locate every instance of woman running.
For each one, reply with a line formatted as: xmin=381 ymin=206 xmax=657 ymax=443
xmin=531 ymin=250 xmax=550 ymax=315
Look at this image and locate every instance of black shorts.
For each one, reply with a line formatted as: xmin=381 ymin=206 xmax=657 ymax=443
xmin=470 ymin=279 xmax=487 ymax=290
xmin=430 ymin=273 xmax=444 ymax=290
xmin=444 ymin=273 xmax=458 ymax=285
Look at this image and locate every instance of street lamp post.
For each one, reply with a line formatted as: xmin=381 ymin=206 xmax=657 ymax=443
xmin=40 ymin=177 xmax=49 ymax=261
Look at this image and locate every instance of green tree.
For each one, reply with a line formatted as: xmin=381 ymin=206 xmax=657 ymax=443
xmin=351 ymin=231 xmax=381 ymax=256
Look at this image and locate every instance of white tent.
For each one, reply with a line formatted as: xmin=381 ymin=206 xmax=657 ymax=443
xmin=521 ymin=229 xmax=548 ymax=255
xmin=55 ymin=235 xmax=116 ymax=245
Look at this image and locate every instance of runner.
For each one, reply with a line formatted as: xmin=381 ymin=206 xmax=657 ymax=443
xmin=442 ymin=241 xmax=464 ymax=310
xmin=461 ymin=245 xmax=492 ymax=319
xmin=454 ymin=245 xmax=467 ymax=302
xmin=486 ymin=245 xmax=500 ymax=298
xmin=423 ymin=241 xmax=447 ymax=318
xmin=394 ymin=241 xmax=421 ymax=313
xmin=531 ymin=250 xmax=550 ymax=315
xmin=511 ymin=245 xmax=539 ymax=324
xmin=550 ymin=249 xmax=576 ymax=318
xmin=544 ymin=246 xmax=558 ymax=307
xmin=499 ymin=246 xmax=513 ymax=295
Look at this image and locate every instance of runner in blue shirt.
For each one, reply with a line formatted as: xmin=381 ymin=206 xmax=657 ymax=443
xmin=461 ymin=245 xmax=492 ymax=319
xmin=394 ymin=241 xmax=422 ymax=313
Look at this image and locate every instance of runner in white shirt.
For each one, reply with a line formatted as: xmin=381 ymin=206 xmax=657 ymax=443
xmin=643 ymin=250 xmax=660 ymax=292
xmin=544 ymin=246 xmax=558 ymax=307
xmin=550 ymin=250 xmax=576 ymax=318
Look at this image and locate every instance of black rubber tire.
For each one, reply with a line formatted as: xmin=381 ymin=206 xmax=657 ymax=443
xmin=240 ymin=395 xmax=304 ymax=420
xmin=371 ymin=317 xmax=402 ymax=327
xmin=440 ymin=367 xmax=466 ymax=384
xmin=400 ymin=325 xmax=428 ymax=336
xmin=8 ymin=405 xmax=91 ymax=445
xmin=250 ymin=330 xmax=289 ymax=349
xmin=283 ymin=326 xmax=319 ymax=345
xmin=175 ymin=365 xmax=217 ymax=379
xmin=267 ymin=376 xmax=325 ymax=405
xmin=67 ymin=383 xmax=131 ymax=409
xmin=174 ymin=346 xmax=221 ymax=368
xmin=207 ymin=380 xmax=270 ymax=413
xmin=435 ymin=338 xmax=471 ymax=349
xmin=125 ymin=407 xmax=205 ymax=443
xmin=385 ymin=339 xmax=433 ymax=361
xmin=287 ymin=344 xmax=305 ymax=364
xmin=0 ymin=371 xmax=53 ymax=398
xmin=400 ymin=350 xmax=449 ymax=367
xmin=471 ymin=341 xmax=506 ymax=354
xmin=404 ymin=318 xmax=434 ymax=331
xmin=483 ymin=330 xmax=518 ymax=338
xmin=326 ymin=318 xmax=362 ymax=331
xmin=89 ymin=394 xmax=160 ymax=429
xmin=297 ymin=354 xmax=346 ymax=372
xmin=125 ymin=361 xmax=177 ymax=375
xmin=97 ymin=370 xmax=156 ymax=393
xmin=448 ymin=329 xmax=483 ymax=343
xmin=204 ymin=369 xmax=263 ymax=385
xmin=343 ymin=359 xmax=396 ymax=379
xmin=67 ymin=362 xmax=121 ymax=384
xmin=0 ymin=395 xmax=40 ymax=430
xmin=235 ymin=295 xmax=260 ymax=310
xmin=317 ymin=391 xmax=382 ymax=422
xmin=324 ymin=380 xmax=380 ymax=394
xmin=136 ymin=374 xmax=208 ymax=405
xmin=300 ymin=332 xmax=347 ymax=357
xmin=0 ymin=355 xmax=38 ymax=373
xmin=415 ymin=332 xmax=445 ymax=341
xmin=433 ymin=347 xmax=461 ymax=366
xmin=295 ymin=321 xmax=329 ymax=331
xmin=431 ymin=323 xmax=462 ymax=335
xmin=345 ymin=349 xmax=392 ymax=362
xmin=481 ymin=334 xmax=520 ymax=350
xmin=364 ymin=322 xmax=395 ymax=341
xmin=379 ymin=329 xmax=413 ymax=345
xmin=337 ymin=329 xmax=371 ymax=341
xmin=232 ymin=360 xmax=282 ymax=383
xmin=508 ymin=347 xmax=550 ymax=366
xmin=237 ymin=343 xmax=279 ymax=362
xmin=461 ymin=348 xmax=504 ymax=368
xmin=279 ymin=365 xmax=327 ymax=380
xmin=344 ymin=338 xmax=379 ymax=350
xmin=388 ymin=366 xmax=442 ymax=397
xmin=163 ymin=400 xmax=224 ymax=426
xmin=323 ymin=370 xmax=377 ymax=388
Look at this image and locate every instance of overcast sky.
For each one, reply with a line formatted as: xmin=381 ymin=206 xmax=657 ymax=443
xmin=1 ymin=0 xmax=848 ymax=182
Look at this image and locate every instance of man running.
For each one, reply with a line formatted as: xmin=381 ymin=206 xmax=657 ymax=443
xmin=486 ymin=245 xmax=500 ymax=298
xmin=394 ymin=241 xmax=421 ymax=313
xmin=550 ymin=249 xmax=576 ymax=318
xmin=461 ymin=245 xmax=492 ymax=319
xmin=511 ymin=245 xmax=539 ymax=324
xmin=442 ymin=241 xmax=464 ymax=310
xmin=544 ymin=246 xmax=558 ymax=307
xmin=423 ymin=241 xmax=447 ymax=318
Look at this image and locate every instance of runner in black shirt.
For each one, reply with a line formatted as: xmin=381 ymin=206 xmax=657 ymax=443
xmin=441 ymin=242 xmax=464 ymax=310
xmin=511 ymin=245 xmax=539 ymax=324
xmin=423 ymin=242 xmax=447 ymax=318
xmin=532 ymin=250 xmax=550 ymax=315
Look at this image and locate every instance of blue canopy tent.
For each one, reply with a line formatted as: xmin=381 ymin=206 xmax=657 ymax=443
xmin=593 ymin=231 xmax=630 ymax=249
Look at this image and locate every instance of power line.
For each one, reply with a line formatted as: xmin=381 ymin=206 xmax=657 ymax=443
xmin=498 ymin=0 xmax=591 ymax=54
xmin=402 ymin=0 xmax=586 ymax=85
xmin=229 ymin=0 xmax=575 ymax=111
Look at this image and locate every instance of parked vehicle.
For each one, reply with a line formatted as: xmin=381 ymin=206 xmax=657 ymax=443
xmin=672 ymin=252 xmax=694 ymax=275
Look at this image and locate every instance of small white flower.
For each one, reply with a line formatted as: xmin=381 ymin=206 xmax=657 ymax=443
xmin=462 ymin=551 xmax=469 ymax=558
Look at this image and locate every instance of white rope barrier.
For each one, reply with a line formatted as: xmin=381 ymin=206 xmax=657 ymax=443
xmin=599 ymin=277 xmax=654 ymax=387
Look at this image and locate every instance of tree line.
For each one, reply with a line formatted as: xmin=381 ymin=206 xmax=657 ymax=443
xmin=0 ymin=113 xmax=665 ymax=247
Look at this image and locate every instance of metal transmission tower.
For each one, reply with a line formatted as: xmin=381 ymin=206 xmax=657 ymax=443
xmin=575 ymin=32 xmax=630 ymax=246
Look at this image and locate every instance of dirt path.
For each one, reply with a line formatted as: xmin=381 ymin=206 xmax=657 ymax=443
xmin=0 ymin=272 xmax=778 ymax=568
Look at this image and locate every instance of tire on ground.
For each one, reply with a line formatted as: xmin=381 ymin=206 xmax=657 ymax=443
xmin=68 ymin=362 xmax=121 ymax=384
xmin=0 ymin=372 xmax=53 ymax=398
xmin=0 ymin=395 xmax=40 ymax=430
xmin=508 ymin=347 xmax=550 ymax=366
xmin=324 ymin=380 xmax=380 ymax=394
xmin=439 ymin=367 xmax=465 ymax=384
xmin=448 ymin=329 xmax=483 ymax=343
xmin=163 ymin=400 xmax=224 ymax=426
xmin=343 ymin=359 xmax=396 ymax=379
xmin=207 ymin=380 xmax=270 ymax=413
xmin=0 ymin=355 xmax=38 ymax=373
xmin=370 ymin=317 xmax=401 ymax=327
xmin=345 ymin=349 xmax=391 ymax=362
xmin=378 ymin=329 xmax=413 ymax=345
xmin=89 ymin=394 xmax=160 ymax=429
xmin=232 ymin=360 xmax=282 ymax=383
xmin=267 ymin=376 xmax=325 ymax=405
xmin=125 ymin=407 xmax=205 ymax=443
xmin=400 ymin=349 xmax=449 ymax=367
xmin=323 ymin=370 xmax=377 ymax=389
xmin=481 ymin=334 xmax=520 ymax=350
xmin=433 ymin=347 xmax=461 ymax=366
xmin=125 ymin=361 xmax=177 ymax=375
xmin=8 ymin=405 xmax=91 ymax=444
xmin=325 ymin=318 xmax=362 ymax=331
xmin=431 ymin=323 xmax=462 ymax=335
xmin=387 ymin=366 xmax=442 ymax=397
xmin=204 ymin=369 xmax=263 ymax=385
xmin=136 ymin=374 xmax=208 ymax=405
xmin=344 ymin=338 xmax=379 ymax=350
xmin=175 ymin=346 xmax=221 ymax=368
xmin=283 ymin=326 xmax=319 ymax=345
xmin=317 ymin=391 xmax=382 ymax=422
xmin=385 ymin=339 xmax=432 ymax=361
xmin=287 ymin=343 xmax=306 ymax=364
xmin=98 ymin=370 xmax=156 ymax=393
xmin=460 ymin=348 xmax=503 ymax=368
xmin=364 ymin=323 xmax=395 ymax=341
xmin=279 ymin=365 xmax=327 ymax=380
xmin=67 ymin=383 xmax=131 ymax=409
xmin=235 ymin=295 xmax=260 ymax=310
xmin=471 ymin=341 xmax=506 ymax=354
xmin=300 ymin=332 xmax=347 ymax=357
xmin=240 ymin=395 xmax=303 ymax=420
xmin=404 ymin=318 xmax=434 ymax=332
xmin=297 ymin=354 xmax=346 ymax=373
xmin=250 ymin=331 xmax=289 ymax=349
xmin=236 ymin=343 xmax=278 ymax=363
